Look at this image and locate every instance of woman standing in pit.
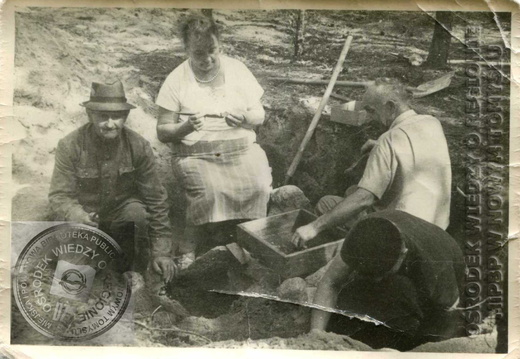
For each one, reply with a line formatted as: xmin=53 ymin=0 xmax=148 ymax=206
xmin=155 ymin=13 xmax=272 ymax=258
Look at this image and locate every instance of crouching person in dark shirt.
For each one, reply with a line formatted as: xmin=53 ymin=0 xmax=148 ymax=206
xmin=49 ymin=80 xmax=177 ymax=282
xmin=310 ymin=210 xmax=466 ymax=351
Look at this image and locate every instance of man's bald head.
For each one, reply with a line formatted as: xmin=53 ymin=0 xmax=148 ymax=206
xmin=361 ymin=79 xmax=411 ymax=127
xmin=364 ymin=79 xmax=410 ymax=107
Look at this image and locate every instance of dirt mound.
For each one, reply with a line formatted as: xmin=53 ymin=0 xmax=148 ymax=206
xmin=411 ymin=331 xmax=498 ymax=353
xmin=205 ymin=331 xmax=373 ymax=350
xmin=12 ymin=8 xmax=182 ymax=180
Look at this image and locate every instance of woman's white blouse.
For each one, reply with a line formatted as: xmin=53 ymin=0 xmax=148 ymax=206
xmin=156 ymin=55 xmax=264 ymax=146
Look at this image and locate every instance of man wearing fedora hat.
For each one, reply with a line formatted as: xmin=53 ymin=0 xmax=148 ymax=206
xmin=49 ymin=81 xmax=177 ymax=282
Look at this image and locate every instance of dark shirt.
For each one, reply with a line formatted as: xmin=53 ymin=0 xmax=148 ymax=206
xmin=49 ymin=123 xmax=173 ymax=257
xmin=340 ymin=210 xmax=465 ymax=314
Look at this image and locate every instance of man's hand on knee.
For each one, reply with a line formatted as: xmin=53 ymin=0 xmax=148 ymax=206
xmin=152 ymin=256 xmax=177 ymax=282
xmin=69 ymin=209 xmax=99 ymax=228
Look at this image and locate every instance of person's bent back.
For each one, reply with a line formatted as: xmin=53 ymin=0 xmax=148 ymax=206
xmin=311 ymin=210 xmax=465 ymax=350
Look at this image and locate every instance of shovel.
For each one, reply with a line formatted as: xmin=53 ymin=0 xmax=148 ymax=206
xmin=409 ymin=71 xmax=455 ymax=98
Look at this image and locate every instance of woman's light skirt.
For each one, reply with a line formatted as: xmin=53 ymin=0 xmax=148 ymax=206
xmin=172 ymin=138 xmax=272 ymax=225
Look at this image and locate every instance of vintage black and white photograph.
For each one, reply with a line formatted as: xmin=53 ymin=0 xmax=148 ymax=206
xmin=3 ymin=2 xmax=515 ymax=355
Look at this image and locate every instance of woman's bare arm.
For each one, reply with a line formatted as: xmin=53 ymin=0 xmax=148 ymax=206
xmin=227 ymin=100 xmax=266 ymax=130
xmin=156 ymin=106 xmax=200 ymax=143
xmin=243 ymin=101 xmax=265 ymax=128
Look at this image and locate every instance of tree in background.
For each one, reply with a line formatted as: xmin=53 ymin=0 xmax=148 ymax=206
xmin=201 ymin=9 xmax=213 ymax=19
xmin=293 ymin=10 xmax=306 ymax=60
xmin=425 ymin=11 xmax=454 ymax=68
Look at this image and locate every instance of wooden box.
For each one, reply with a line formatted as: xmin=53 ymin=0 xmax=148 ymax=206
xmin=331 ymin=101 xmax=368 ymax=126
xmin=237 ymin=209 xmax=347 ymax=278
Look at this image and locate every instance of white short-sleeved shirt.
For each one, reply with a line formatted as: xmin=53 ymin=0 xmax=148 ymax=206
xmin=156 ymin=55 xmax=264 ymax=145
xmin=358 ymin=110 xmax=451 ymax=229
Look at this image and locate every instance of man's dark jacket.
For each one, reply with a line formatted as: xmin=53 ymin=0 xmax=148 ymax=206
xmin=49 ymin=123 xmax=173 ymax=257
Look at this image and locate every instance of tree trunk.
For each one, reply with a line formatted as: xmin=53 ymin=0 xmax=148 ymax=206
xmin=201 ymin=9 xmax=213 ymax=19
xmin=425 ymin=11 xmax=453 ymax=68
xmin=293 ymin=10 xmax=306 ymax=60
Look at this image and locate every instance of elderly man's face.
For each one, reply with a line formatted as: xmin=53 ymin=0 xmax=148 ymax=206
xmin=361 ymin=86 xmax=395 ymax=127
xmin=88 ymin=110 xmax=129 ymax=140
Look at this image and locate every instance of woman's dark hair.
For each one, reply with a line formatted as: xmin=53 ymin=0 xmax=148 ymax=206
xmin=179 ymin=13 xmax=219 ymax=47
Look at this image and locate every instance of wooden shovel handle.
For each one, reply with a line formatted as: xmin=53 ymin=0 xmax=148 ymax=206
xmin=285 ymin=36 xmax=354 ymax=184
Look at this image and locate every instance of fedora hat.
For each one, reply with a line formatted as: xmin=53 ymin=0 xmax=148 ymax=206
xmin=81 ymin=81 xmax=136 ymax=111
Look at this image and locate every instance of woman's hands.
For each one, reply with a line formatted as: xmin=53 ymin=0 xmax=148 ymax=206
xmin=158 ymin=108 xmax=255 ymax=141
xmin=225 ymin=112 xmax=246 ymax=128
xmin=188 ymin=113 xmax=205 ymax=131
xmin=189 ymin=112 xmax=247 ymax=130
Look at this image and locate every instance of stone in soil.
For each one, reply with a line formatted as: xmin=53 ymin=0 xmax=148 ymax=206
xmin=411 ymin=330 xmax=498 ymax=353
xmin=268 ymin=185 xmax=313 ymax=216
xmin=166 ymin=246 xmax=243 ymax=318
xmin=277 ymin=277 xmax=309 ymax=303
xmin=177 ymin=295 xmax=311 ymax=343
